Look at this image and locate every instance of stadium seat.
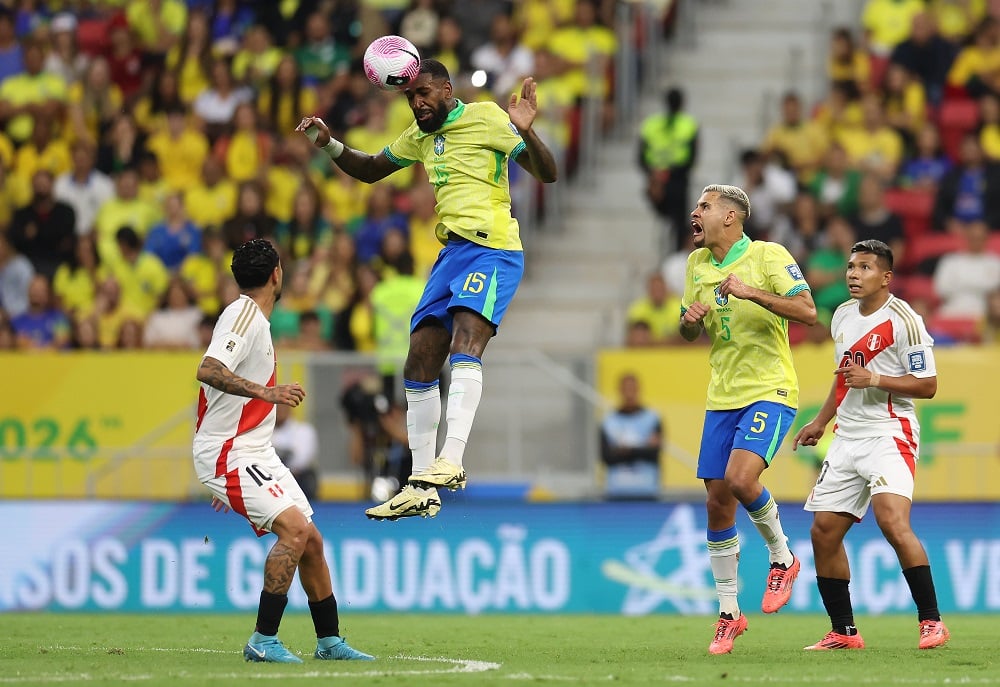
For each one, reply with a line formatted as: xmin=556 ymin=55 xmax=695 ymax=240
xmin=988 ymin=232 xmax=1000 ymax=255
xmin=937 ymin=98 xmax=980 ymax=162
xmin=902 ymin=232 xmax=967 ymax=274
xmin=868 ymin=54 xmax=890 ymax=91
xmin=926 ymin=314 xmax=982 ymax=344
xmin=892 ymin=274 xmax=941 ymax=310
xmin=882 ymin=187 xmax=935 ymax=240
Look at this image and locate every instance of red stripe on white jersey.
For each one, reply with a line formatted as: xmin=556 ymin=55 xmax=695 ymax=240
xmin=224 ymin=467 xmax=267 ymax=537
xmin=213 ymin=368 xmax=277 ymax=478
xmin=195 ymin=388 xmax=208 ymax=432
xmin=835 ymin=319 xmax=896 ymax=409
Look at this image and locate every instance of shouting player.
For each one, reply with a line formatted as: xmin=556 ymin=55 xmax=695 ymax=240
xmin=679 ymin=184 xmax=817 ymax=654
xmin=296 ymin=59 xmax=557 ymax=520
xmin=793 ymin=239 xmax=950 ymax=651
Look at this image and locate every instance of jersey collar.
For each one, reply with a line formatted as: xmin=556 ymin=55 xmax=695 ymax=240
xmin=417 ymin=99 xmax=465 ymax=138
xmin=712 ymin=233 xmax=751 ymax=268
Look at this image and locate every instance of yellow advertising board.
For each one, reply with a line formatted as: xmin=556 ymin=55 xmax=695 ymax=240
xmin=0 ymin=352 xmax=308 ymax=499
xmin=597 ymin=344 xmax=1000 ymax=501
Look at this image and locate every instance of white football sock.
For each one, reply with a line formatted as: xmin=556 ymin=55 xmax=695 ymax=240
xmin=747 ymin=495 xmax=794 ymax=566
xmin=709 ymin=532 xmax=741 ymax=617
xmin=440 ymin=357 xmax=483 ymax=468
xmin=405 ymin=383 xmax=440 ymax=477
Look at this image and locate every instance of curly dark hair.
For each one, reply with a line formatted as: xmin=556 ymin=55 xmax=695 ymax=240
xmin=231 ymin=239 xmax=280 ymax=289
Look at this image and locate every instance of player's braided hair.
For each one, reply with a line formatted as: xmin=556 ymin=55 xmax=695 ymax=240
xmin=851 ymin=239 xmax=894 ymax=270
xmin=702 ymin=184 xmax=752 ymax=220
xmin=231 ymin=239 xmax=280 ymax=289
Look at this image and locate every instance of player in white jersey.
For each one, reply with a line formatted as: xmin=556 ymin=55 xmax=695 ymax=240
xmin=194 ymin=239 xmax=373 ymax=664
xmin=793 ymin=239 xmax=950 ymax=651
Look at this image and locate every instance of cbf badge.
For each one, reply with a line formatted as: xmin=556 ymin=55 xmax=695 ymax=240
xmin=714 ymin=285 xmax=728 ymax=306
xmin=434 ymin=134 xmax=445 ymax=155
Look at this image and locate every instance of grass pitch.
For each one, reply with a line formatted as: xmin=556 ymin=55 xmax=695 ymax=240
xmin=2 ymin=613 xmax=997 ymax=686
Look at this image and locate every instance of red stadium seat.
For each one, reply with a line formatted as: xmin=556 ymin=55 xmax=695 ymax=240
xmin=868 ymin=54 xmax=890 ymax=91
xmin=988 ymin=233 xmax=1000 ymax=255
xmin=937 ymin=98 xmax=980 ymax=163
xmin=903 ymin=232 xmax=967 ymax=273
xmin=882 ymin=187 xmax=935 ymax=240
xmin=926 ymin=314 xmax=982 ymax=344
xmin=892 ymin=275 xmax=941 ymax=310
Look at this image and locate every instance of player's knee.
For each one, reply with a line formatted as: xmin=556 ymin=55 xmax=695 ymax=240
xmin=723 ymin=474 xmax=754 ymax=502
xmin=303 ymin=527 xmax=325 ymax=560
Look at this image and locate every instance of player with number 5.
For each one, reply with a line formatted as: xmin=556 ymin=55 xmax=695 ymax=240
xmin=793 ymin=239 xmax=950 ymax=651
xmin=296 ymin=59 xmax=557 ymax=521
xmin=680 ymin=185 xmax=817 ymax=654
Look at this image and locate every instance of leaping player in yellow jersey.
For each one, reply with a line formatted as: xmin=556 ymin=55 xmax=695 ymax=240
xmin=679 ymin=185 xmax=818 ymax=655
xmin=296 ymin=59 xmax=557 ymax=521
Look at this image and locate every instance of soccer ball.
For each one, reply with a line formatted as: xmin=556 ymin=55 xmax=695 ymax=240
xmin=363 ymin=35 xmax=421 ymax=91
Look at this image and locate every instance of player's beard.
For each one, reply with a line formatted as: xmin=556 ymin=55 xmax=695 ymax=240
xmin=416 ymin=100 xmax=450 ymax=133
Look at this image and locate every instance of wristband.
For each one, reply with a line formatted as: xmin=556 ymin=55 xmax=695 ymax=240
xmin=869 ymin=372 xmax=880 ymax=388
xmin=322 ymin=138 xmax=344 ymax=159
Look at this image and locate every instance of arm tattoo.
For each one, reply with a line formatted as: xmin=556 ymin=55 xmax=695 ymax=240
xmin=263 ymin=541 xmax=302 ymax=594
xmin=197 ymin=356 xmax=267 ymax=399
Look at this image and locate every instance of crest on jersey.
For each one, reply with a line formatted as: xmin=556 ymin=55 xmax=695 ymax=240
xmin=714 ymin=285 xmax=728 ymax=306
xmin=785 ymin=264 xmax=804 ymax=281
xmin=226 ymin=339 xmax=237 ymax=352
xmin=867 ymin=333 xmax=882 ymax=351
xmin=908 ymin=350 xmax=926 ymax=372
xmin=434 ymin=134 xmax=445 ymax=155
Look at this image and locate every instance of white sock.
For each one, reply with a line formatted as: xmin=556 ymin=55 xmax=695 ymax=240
xmin=708 ymin=529 xmax=741 ymax=617
xmin=405 ymin=382 xmax=440 ymax=479
xmin=440 ymin=355 xmax=483 ymax=468
xmin=747 ymin=493 xmax=794 ymax=566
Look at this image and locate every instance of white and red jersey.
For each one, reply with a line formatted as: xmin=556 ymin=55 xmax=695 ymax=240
xmin=193 ymin=295 xmax=277 ymax=481
xmin=830 ymin=295 xmax=936 ymax=448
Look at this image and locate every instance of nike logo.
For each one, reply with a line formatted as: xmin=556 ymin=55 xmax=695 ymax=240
xmin=389 ymin=501 xmax=410 ymax=510
xmin=246 ymin=645 xmax=265 ymax=659
xmin=457 ymin=292 xmax=476 ymax=299
xmin=693 ymin=276 xmax=701 ymax=282
xmin=744 ymin=435 xmax=764 ymax=441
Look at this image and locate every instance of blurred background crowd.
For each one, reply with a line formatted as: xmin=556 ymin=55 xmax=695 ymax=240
xmin=630 ymin=0 xmax=1000 ymax=349
xmin=0 ymin=0 xmax=627 ymax=353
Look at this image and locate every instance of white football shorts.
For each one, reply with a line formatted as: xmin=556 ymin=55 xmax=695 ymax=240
xmin=804 ymin=434 xmax=917 ymax=520
xmin=201 ymin=450 xmax=313 ymax=536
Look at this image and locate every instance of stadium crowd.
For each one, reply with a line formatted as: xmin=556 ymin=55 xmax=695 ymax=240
xmin=0 ymin=0 xmax=629 ymax=352
xmin=630 ymin=0 xmax=1000 ymax=348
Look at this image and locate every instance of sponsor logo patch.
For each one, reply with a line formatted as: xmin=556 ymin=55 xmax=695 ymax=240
xmin=908 ymin=350 xmax=926 ymax=372
xmin=785 ymin=264 xmax=804 ymax=281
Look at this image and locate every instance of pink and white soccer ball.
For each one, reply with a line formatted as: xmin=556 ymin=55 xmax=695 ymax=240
xmin=363 ymin=35 xmax=421 ymax=90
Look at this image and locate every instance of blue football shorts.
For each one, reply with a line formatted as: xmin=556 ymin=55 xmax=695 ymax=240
xmin=696 ymin=401 xmax=797 ymax=480
xmin=410 ymin=236 xmax=525 ymax=333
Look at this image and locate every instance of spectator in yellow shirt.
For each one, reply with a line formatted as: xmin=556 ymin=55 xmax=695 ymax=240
xmin=836 ymin=93 xmax=905 ymax=181
xmin=87 ymin=275 xmax=147 ymax=350
xmin=828 ymin=27 xmax=871 ymax=92
xmin=184 ymin=156 xmax=237 ymax=230
xmin=344 ymin=96 xmax=413 ymax=190
xmin=133 ymin=70 xmax=186 ymax=135
xmin=882 ymin=62 xmax=927 ymax=148
xmin=108 ymin=226 xmax=170 ymax=318
xmin=763 ymin=92 xmax=830 ymax=182
xmin=309 ymin=231 xmax=358 ymax=316
xmin=12 ymin=116 xmax=71 ymax=184
xmin=514 ymin=0 xmax=575 ymax=52
xmin=258 ymin=55 xmax=318 ymax=136
xmin=52 ymin=233 xmax=109 ymax=322
xmin=0 ymin=40 xmax=67 ymax=144
xmin=67 ymin=57 xmax=124 ymax=145
xmin=146 ymin=104 xmax=210 ymax=191
xmin=94 ymin=169 xmax=162 ymax=265
xmin=232 ymin=24 xmax=284 ymax=90
xmin=179 ymin=228 xmax=231 ymax=315
xmin=126 ymin=0 xmax=188 ymax=57
xmin=275 ymin=183 xmax=333 ymax=263
xmin=165 ymin=7 xmax=212 ymax=105
xmin=405 ymin=183 xmax=442 ymax=279
xmin=946 ymin=16 xmax=1000 ymax=98
xmin=862 ymin=0 xmax=925 ymax=56
xmin=930 ymin=0 xmax=987 ymax=44
xmin=322 ymin=161 xmax=370 ymax=230
xmin=212 ymin=102 xmax=272 ymax=183
xmin=626 ymin=271 xmax=682 ymax=346
xmin=548 ymin=0 xmax=618 ymax=104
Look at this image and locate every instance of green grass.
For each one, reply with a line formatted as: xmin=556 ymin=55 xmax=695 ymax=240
xmin=2 ymin=613 xmax=997 ymax=686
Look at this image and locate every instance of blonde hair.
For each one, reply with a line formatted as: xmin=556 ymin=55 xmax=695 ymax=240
xmin=702 ymin=184 xmax=751 ymax=219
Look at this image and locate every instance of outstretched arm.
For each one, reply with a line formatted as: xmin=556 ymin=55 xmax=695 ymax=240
xmin=717 ymin=274 xmax=818 ymax=326
xmin=509 ymin=78 xmax=558 ymax=183
xmin=296 ymin=116 xmax=400 ymax=184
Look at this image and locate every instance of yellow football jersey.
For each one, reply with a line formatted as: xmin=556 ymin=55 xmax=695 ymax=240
xmin=385 ymin=100 xmax=526 ymax=250
xmin=681 ymin=236 xmax=810 ymax=410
